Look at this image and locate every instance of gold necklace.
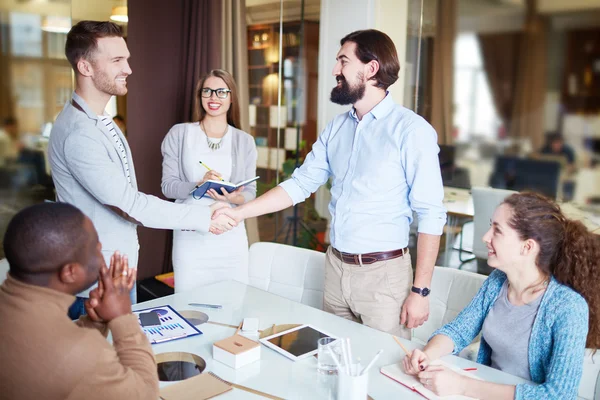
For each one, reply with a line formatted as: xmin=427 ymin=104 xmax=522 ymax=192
xmin=201 ymin=121 xmax=228 ymax=151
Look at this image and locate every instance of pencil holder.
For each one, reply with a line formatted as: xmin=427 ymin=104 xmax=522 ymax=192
xmin=337 ymin=365 xmax=368 ymax=400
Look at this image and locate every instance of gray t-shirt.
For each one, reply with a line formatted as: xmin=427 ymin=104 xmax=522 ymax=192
xmin=481 ymin=280 xmax=544 ymax=381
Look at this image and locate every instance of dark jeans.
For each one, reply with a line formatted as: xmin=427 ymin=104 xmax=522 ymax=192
xmin=68 ymin=297 xmax=87 ymax=320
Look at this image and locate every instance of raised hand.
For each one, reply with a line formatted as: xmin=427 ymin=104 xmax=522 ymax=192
xmin=86 ymin=260 xmax=135 ymax=322
xmin=85 ymin=251 xmax=135 ymax=322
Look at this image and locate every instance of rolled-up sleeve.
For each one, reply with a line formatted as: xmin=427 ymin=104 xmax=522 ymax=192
xmin=402 ymin=120 xmax=447 ymax=235
xmin=279 ymin=122 xmax=333 ymax=205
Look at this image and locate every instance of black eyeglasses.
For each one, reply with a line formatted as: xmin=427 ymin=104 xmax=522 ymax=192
xmin=201 ymin=88 xmax=231 ymax=99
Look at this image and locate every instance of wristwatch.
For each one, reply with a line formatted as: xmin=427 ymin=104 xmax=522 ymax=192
xmin=411 ymin=286 xmax=431 ymax=297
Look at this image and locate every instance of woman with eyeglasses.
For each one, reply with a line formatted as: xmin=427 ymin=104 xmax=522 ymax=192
xmin=161 ymin=69 xmax=257 ymax=292
xmin=403 ymin=192 xmax=600 ymax=399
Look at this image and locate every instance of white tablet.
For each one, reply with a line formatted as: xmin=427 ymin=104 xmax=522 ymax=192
xmin=259 ymin=324 xmax=336 ymax=361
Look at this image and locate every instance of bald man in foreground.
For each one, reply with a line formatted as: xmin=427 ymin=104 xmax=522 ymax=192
xmin=0 ymin=203 xmax=158 ymax=400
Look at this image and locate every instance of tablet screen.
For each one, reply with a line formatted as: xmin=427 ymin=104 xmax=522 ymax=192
xmin=267 ymin=326 xmax=330 ymax=357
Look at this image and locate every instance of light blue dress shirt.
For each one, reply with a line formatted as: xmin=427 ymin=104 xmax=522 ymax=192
xmin=279 ymin=94 xmax=447 ymax=253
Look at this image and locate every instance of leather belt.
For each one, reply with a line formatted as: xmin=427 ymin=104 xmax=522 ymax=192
xmin=331 ymin=247 xmax=408 ymax=265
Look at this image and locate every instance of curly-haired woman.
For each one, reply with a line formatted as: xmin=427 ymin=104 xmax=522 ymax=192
xmin=404 ymin=192 xmax=600 ymax=399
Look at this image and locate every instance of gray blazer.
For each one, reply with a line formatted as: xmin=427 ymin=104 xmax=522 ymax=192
xmin=161 ymin=122 xmax=257 ymax=203
xmin=48 ymin=92 xmax=212 ymax=272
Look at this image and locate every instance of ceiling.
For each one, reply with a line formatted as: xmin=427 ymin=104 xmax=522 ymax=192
xmin=0 ymin=0 xmax=597 ymax=33
xmin=0 ymin=0 xmax=125 ymax=21
xmin=246 ymin=0 xmax=321 ymax=25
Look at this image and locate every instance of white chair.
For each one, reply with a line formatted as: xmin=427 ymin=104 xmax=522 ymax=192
xmin=471 ymin=187 xmax=518 ymax=260
xmin=248 ymin=242 xmax=325 ymax=310
xmin=412 ymin=266 xmax=487 ymax=346
xmin=579 ymin=350 xmax=600 ymax=400
xmin=0 ymin=258 xmax=9 ymax=286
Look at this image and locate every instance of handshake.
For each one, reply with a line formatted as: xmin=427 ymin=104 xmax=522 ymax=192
xmin=208 ymin=202 xmax=245 ymax=235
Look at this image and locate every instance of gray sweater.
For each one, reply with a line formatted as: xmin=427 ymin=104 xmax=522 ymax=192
xmin=161 ymin=122 xmax=258 ymax=203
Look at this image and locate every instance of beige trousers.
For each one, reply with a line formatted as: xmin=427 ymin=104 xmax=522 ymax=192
xmin=323 ymin=246 xmax=413 ymax=339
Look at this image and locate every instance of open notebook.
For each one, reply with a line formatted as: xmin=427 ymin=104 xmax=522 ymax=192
xmin=190 ymin=176 xmax=260 ymax=199
xmin=380 ymin=360 xmax=481 ymax=400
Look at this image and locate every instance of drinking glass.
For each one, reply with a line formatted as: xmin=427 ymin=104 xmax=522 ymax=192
xmin=317 ymin=337 xmax=341 ymax=375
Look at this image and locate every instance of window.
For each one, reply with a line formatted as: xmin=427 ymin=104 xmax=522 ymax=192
xmin=453 ymin=33 xmax=501 ymax=141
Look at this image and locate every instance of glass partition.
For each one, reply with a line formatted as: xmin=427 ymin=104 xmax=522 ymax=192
xmin=0 ymin=0 xmax=128 ymax=258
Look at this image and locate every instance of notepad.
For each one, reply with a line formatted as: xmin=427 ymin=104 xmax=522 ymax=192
xmin=190 ymin=176 xmax=260 ymax=199
xmin=159 ymin=373 xmax=232 ymax=400
xmin=380 ymin=360 xmax=480 ymax=400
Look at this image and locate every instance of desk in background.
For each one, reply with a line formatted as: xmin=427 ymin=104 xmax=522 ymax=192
xmin=442 ymin=187 xmax=600 ymax=268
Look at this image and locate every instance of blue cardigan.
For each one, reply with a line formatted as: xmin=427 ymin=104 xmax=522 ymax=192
xmin=433 ymin=270 xmax=589 ymax=400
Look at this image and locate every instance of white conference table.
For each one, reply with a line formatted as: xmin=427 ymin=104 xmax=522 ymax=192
xmin=135 ymin=280 xmax=528 ymax=399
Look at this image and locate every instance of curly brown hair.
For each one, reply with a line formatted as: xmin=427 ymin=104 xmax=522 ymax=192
xmin=503 ymin=192 xmax=600 ymax=349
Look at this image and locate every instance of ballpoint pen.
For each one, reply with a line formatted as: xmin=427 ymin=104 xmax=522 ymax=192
xmin=199 ymin=161 xmax=224 ymax=181
xmin=188 ymin=303 xmax=223 ymax=309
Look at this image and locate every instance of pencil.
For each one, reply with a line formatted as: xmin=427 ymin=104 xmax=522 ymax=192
xmin=199 ymin=161 xmax=224 ymax=181
xmin=393 ymin=335 xmax=411 ymax=356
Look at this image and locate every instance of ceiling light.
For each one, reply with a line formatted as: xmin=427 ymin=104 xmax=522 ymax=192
xmin=110 ymin=6 xmax=128 ymax=23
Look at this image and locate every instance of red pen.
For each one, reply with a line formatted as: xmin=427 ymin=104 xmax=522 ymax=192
xmin=463 ymin=368 xmax=478 ymax=372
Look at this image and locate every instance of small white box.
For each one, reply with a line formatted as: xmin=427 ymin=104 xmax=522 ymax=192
xmin=213 ymin=334 xmax=261 ymax=369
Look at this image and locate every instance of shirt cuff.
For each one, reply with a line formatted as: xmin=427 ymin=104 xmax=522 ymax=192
xmin=417 ymin=216 xmax=447 ymax=236
xmin=279 ymin=179 xmax=306 ymax=205
xmin=108 ymin=313 xmax=143 ymax=341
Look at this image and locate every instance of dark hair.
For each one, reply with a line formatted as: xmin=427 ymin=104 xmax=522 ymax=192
xmin=340 ymin=29 xmax=400 ymax=90
xmin=4 ymin=203 xmax=89 ymax=283
xmin=546 ymin=133 xmax=563 ymax=143
xmin=113 ymin=114 xmax=125 ymax=122
xmin=65 ymin=21 xmax=123 ymax=73
xmin=195 ymin=69 xmax=241 ymax=128
xmin=503 ymin=192 xmax=600 ymax=348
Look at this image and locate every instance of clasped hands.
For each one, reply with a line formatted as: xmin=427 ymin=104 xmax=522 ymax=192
xmin=84 ymin=251 xmax=136 ymax=323
xmin=209 ymin=202 xmax=244 ymax=235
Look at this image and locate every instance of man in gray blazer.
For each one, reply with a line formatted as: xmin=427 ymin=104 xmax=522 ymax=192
xmin=49 ymin=21 xmax=236 ymax=318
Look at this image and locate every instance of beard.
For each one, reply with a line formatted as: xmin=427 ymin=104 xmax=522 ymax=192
xmin=92 ymin=67 xmax=127 ymax=96
xmin=330 ymin=73 xmax=366 ymax=105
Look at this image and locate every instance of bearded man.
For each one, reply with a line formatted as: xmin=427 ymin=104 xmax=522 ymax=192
xmin=214 ymin=29 xmax=446 ymax=337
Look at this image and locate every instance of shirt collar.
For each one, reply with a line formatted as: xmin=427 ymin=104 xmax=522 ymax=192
xmin=349 ymin=91 xmax=394 ymax=122
xmin=71 ymin=91 xmax=101 ymax=122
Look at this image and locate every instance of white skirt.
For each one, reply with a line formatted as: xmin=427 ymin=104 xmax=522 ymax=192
xmin=172 ymin=222 xmax=249 ymax=293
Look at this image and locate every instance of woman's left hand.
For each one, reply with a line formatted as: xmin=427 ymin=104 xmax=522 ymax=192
xmin=418 ymin=365 xmax=466 ymax=397
xmin=207 ymin=186 xmax=245 ymax=205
